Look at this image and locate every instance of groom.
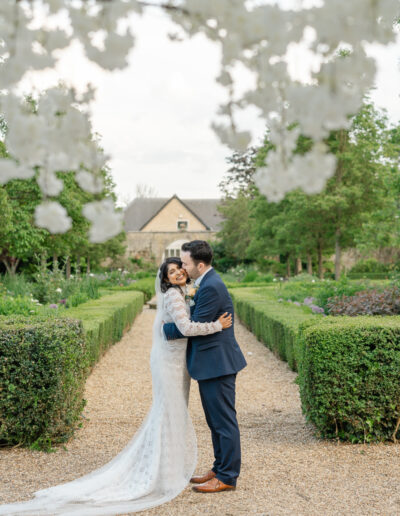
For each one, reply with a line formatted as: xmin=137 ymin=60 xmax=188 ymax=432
xmin=163 ymin=240 xmax=247 ymax=493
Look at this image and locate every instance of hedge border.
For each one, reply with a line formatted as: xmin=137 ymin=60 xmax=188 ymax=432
xmin=230 ymin=287 xmax=400 ymax=442
xmin=0 ymin=290 xmax=144 ymax=449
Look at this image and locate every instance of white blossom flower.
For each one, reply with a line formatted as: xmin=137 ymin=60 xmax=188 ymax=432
xmin=0 ymin=159 xmax=35 ymax=184
xmin=85 ymin=32 xmax=135 ymax=71
xmin=37 ymin=168 xmax=64 ymax=196
xmin=0 ymin=0 xmax=396 ymax=238
xmin=35 ymin=201 xmax=72 ymax=233
xmin=82 ymin=199 xmax=123 ymax=243
xmin=211 ymin=122 xmax=251 ymax=152
xmin=76 ymin=170 xmax=104 ymax=194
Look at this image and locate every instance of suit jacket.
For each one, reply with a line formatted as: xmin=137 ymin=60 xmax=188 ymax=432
xmin=163 ymin=268 xmax=247 ymax=380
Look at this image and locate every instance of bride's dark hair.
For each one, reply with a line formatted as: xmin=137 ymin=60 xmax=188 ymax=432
xmin=159 ymin=257 xmax=190 ymax=293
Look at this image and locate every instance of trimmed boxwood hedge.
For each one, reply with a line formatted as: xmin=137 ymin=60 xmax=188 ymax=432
xmin=231 ymin=287 xmax=317 ymax=370
xmin=66 ymin=291 xmax=144 ymax=367
xmin=299 ymin=317 xmax=400 ymax=442
xmin=109 ymin=277 xmax=155 ymax=302
xmin=0 ymin=291 xmax=144 ymax=450
xmin=231 ymin=287 xmax=400 ymax=442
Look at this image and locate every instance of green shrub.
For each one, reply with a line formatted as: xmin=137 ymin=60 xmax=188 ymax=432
xmin=242 ymin=270 xmax=259 ymax=283
xmin=110 ymin=277 xmax=155 ymax=302
xmin=299 ymin=317 xmax=400 ymax=442
xmin=231 ymin=288 xmax=317 ymax=370
xmin=274 ymin=277 xmax=374 ymax=312
xmin=66 ymin=291 xmax=90 ymax=308
xmin=348 ymin=272 xmax=394 ymax=280
xmin=66 ymin=291 xmax=144 ymax=366
xmin=0 ymin=316 xmax=88 ymax=450
xmin=0 ymin=295 xmax=39 ymax=316
xmin=350 ymin=258 xmax=392 ymax=274
xmin=0 ymin=291 xmax=144 ymax=450
xmin=231 ymin=287 xmax=400 ymax=442
xmin=1 ymin=273 xmax=32 ymax=297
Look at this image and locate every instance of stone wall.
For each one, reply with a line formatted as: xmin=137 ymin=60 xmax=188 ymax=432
xmin=338 ymin=247 xmax=400 ymax=271
xmin=125 ymin=231 xmax=218 ymax=265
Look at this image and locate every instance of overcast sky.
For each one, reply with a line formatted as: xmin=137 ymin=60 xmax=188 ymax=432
xmin=23 ymin=7 xmax=400 ymax=205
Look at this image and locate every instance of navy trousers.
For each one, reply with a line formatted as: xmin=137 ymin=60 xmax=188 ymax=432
xmin=198 ymin=373 xmax=241 ymax=487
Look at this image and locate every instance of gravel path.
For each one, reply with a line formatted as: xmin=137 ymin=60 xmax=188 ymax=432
xmin=2 ymin=306 xmax=400 ymax=515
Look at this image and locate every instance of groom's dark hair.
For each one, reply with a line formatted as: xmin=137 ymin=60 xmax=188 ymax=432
xmin=181 ymin=240 xmax=213 ymax=265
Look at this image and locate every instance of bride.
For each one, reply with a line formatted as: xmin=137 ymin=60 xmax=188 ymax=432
xmin=0 ymin=257 xmax=232 ymax=516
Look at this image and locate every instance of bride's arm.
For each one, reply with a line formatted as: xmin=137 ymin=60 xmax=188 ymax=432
xmin=164 ymin=288 xmax=222 ymax=337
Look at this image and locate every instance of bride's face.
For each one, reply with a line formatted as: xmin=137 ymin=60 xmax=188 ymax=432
xmin=167 ymin=263 xmax=188 ymax=287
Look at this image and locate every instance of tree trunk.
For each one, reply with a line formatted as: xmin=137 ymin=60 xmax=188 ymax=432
xmin=317 ymin=241 xmax=324 ymax=279
xmin=66 ymin=256 xmax=71 ymax=280
xmin=286 ymin=258 xmax=291 ymax=278
xmin=76 ymin=254 xmax=81 ymax=276
xmin=335 ymin=228 xmax=341 ymax=281
xmin=40 ymin=252 xmax=47 ymax=271
xmin=86 ymin=256 xmax=90 ymax=274
xmin=2 ymin=256 xmax=20 ymax=275
xmin=52 ymin=254 xmax=58 ymax=272
xmin=295 ymin=257 xmax=302 ymax=275
xmin=307 ymin=253 xmax=313 ymax=275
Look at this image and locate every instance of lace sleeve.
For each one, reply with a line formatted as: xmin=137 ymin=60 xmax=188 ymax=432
xmin=165 ymin=288 xmax=223 ymax=336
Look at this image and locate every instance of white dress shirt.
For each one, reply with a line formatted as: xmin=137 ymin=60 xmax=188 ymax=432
xmin=194 ymin=266 xmax=213 ymax=287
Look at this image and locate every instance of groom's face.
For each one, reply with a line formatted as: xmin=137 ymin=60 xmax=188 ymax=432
xmin=181 ymin=250 xmax=203 ymax=279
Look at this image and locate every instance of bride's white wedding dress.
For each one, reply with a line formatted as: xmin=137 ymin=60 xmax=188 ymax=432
xmin=0 ymin=280 xmax=222 ymax=516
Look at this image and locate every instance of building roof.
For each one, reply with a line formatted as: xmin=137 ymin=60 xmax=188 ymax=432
xmin=123 ymin=195 xmax=223 ymax=232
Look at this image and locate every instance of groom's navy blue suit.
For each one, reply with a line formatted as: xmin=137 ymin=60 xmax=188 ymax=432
xmin=163 ymin=268 xmax=247 ymax=487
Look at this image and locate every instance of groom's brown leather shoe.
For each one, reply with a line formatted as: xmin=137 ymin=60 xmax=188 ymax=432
xmin=190 ymin=470 xmax=216 ymax=484
xmin=192 ymin=477 xmax=236 ymax=493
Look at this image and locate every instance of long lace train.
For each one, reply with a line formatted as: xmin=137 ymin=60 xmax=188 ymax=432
xmin=0 ymin=282 xmax=222 ymax=516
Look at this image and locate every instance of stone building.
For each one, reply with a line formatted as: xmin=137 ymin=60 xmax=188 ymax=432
xmin=123 ymin=195 xmax=223 ymax=265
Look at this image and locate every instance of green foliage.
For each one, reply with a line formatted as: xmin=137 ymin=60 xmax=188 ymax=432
xmin=109 ymin=277 xmax=156 ymax=302
xmin=0 ymin=291 xmax=144 ymax=450
xmin=0 ymin=296 xmax=39 ymax=316
xmin=217 ymin=194 xmax=254 ymax=263
xmin=231 ymin=287 xmax=316 ymax=370
xmin=299 ymin=317 xmax=400 ymax=442
xmin=0 ymin=316 xmax=88 ymax=450
xmin=31 ymin=271 xmax=100 ymax=306
xmin=274 ymin=277 xmax=375 ymax=313
xmin=1 ymin=273 xmax=32 ymax=297
xmin=231 ymin=287 xmax=400 ymax=442
xmin=217 ymin=102 xmax=400 ymax=280
xmin=210 ymin=240 xmax=244 ymax=273
xmin=66 ymin=291 xmax=90 ymax=308
xmin=350 ymin=258 xmax=396 ymax=274
xmin=66 ymin=291 xmax=144 ymax=367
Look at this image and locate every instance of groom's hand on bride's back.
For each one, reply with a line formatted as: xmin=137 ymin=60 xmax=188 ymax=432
xmin=218 ymin=312 xmax=232 ymax=330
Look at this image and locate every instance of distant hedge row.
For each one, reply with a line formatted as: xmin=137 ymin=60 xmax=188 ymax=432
xmin=231 ymin=288 xmax=400 ymax=443
xmin=0 ymin=291 xmax=144 ymax=450
xmin=109 ymin=277 xmax=155 ymax=302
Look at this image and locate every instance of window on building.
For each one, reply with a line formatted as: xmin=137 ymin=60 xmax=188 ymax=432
xmin=177 ymin=220 xmax=188 ymax=230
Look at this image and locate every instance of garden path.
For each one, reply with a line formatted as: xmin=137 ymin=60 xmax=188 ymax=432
xmin=1 ymin=307 xmax=400 ymax=515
